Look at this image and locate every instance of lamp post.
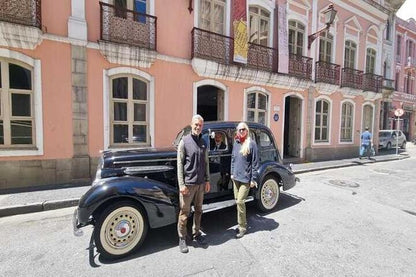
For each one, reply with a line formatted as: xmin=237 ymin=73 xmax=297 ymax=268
xmin=308 ymin=4 xmax=337 ymax=49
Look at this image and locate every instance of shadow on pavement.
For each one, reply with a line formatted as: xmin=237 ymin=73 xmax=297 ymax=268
xmin=96 ymin=192 xmax=303 ymax=264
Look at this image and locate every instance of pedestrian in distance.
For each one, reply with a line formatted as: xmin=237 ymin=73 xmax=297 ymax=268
xmin=230 ymin=122 xmax=259 ymax=239
xmin=177 ymin=114 xmax=211 ymax=253
xmin=359 ymin=126 xmax=373 ymax=159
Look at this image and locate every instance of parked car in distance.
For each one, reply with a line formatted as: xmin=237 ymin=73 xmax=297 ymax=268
xmin=378 ymin=130 xmax=407 ymax=150
xmin=73 ymin=121 xmax=298 ymax=260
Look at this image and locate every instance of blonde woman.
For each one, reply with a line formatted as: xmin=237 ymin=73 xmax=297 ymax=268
xmin=230 ymin=122 xmax=259 ymax=238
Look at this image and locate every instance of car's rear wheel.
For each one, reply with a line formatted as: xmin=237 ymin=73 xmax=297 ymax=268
xmin=386 ymin=142 xmax=391 ymax=150
xmin=256 ymin=176 xmax=280 ymax=212
xmin=94 ymin=201 xmax=148 ymax=260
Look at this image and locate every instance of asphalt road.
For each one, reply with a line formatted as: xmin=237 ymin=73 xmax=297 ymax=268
xmin=1 ymin=145 xmax=415 ymax=277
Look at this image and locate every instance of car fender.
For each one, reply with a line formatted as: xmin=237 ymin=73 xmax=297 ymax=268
xmin=257 ymin=161 xmax=297 ymax=192
xmin=78 ymin=176 xmax=179 ymax=229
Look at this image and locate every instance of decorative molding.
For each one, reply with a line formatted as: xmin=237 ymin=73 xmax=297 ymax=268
xmin=0 ymin=21 xmax=42 ymax=50
xmin=192 ymin=58 xmax=313 ymax=91
xmin=98 ymin=40 xmax=157 ymax=68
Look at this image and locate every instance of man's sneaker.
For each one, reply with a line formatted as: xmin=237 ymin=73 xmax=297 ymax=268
xmin=179 ymin=238 xmax=189 ymax=253
xmin=235 ymin=229 xmax=246 ymax=239
xmin=193 ymin=234 xmax=208 ymax=247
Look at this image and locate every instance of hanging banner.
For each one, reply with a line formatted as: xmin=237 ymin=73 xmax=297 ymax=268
xmin=233 ymin=0 xmax=248 ymax=64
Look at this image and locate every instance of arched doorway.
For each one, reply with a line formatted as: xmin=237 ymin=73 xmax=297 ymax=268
xmin=362 ymin=104 xmax=374 ymax=132
xmin=283 ymin=95 xmax=302 ymax=158
xmin=197 ymin=85 xmax=225 ymax=121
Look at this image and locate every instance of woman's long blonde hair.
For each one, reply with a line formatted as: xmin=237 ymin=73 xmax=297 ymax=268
xmin=237 ymin=122 xmax=251 ymax=156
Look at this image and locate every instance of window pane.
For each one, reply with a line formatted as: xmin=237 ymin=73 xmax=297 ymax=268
xmin=315 ymin=114 xmax=321 ymax=126
xmin=133 ymin=125 xmax=147 ymax=142
xmin=113 ymin=124 xmax=128 ymax=143
xmin=247 ymin=93 xmax=256 ymax=109
xmin=258 ymin=94 xmax=267 ymax=110
xmin=134 ymin=103 xmax=146 ymax=121
xmin=114 ymin=102 xmax=127 ymax=121
xmin=258 ymin=111 xmax=265 ymax=125
xmin=9 ymin=64 xmax=31 ymax=90
xmin=12 ymin=94 xmax=31 ymax=116
xmin=247 ymin=111 xmax=255 ymax=122
xmin=112 ymin=77 xmax=128 ymax=99
xmin=0 ymin=120 xmax=3 ymax=144
xmin=259 ymin=131 xmax=271 ymax=147
xmin=316 ymin=100 xmax=321 ymax=112
xmin=0 ymin=63 xmax=2 ymax=88
xmin=133 ymin=78 xmax=147 ymax=100
xmin=323 ymin=101 xmax=328 ymax=113
xmin=11 ymin=120 xmax=32 ymax=144
xmin=315 ymin=127 xmax=321 ymax=140
xmin=322 ymin=128 xmax=327 ymax=140
xmin=322 ymin=115 xmax=328 ymax=126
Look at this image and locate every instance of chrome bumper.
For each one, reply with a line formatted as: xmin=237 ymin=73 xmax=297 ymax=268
xmin=72 ymin=208 xmax=84 ymax=237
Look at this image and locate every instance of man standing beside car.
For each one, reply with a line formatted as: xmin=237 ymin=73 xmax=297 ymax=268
xmin=177 ymin=114 xmax=210 ymax=253
xmin=360 ymin=126 xmax=372 ymax=159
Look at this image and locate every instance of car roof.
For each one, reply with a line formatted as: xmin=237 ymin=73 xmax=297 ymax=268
xmin=202 ymin=121 xmax=269 ymax=131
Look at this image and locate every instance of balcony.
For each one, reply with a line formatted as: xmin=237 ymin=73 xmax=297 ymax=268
xmin=100 ymin=2 xmax=157 ymax=50
xmin=98 ymin=2 xmax=157 ymax=67
xmin=363 ymin=73 xmax=383 ymax=93
xmin=315 ymin=61 xmax=340 ymax=85
xmin=288 ymin=54 xmax=312 ymax=80
xmin=191 ymin=28 xmax=277 ymax=72
xmin=0 ymin=0 xmax=41 ymax=28
xmin=382 ymin=78 xmax=395 ymax=90
xmin=341 ymin=68 xmax=363 ymax=90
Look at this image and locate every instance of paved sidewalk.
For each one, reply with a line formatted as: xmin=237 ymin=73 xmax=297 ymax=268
xmin=0 ymin=151 xmax=410 ymax=217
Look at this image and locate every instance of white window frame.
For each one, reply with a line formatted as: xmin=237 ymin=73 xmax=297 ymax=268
xmin=103 ymin=67 xmax=154 ymax=150
xmin=365 ymin=48 xmax=377 ymax=74
xmin=248 ymin=0 xmax=275 ymax=47
xmin=313 ymin=97 xmax=332 ymax=145
xmin=288 ymin=20 xmax=306 ymax=56
xmin=344 ymin=40 xmax=357 ymax=69
xmin=0 ymin=49 xmax=43 ymax=157
xmin=243 ymin=86 xmax=271 ymax=127
xmin=319 ymin=31 xmax=334 ymax=63
xmin=195 ymin=0 xmax=231 ymax=36
xmin=339 ymin=100 xmax=355 ymax=144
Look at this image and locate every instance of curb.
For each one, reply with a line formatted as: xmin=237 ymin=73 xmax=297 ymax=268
xmin=293 ymin=154 xmax=409 ymax=174
xmin=0 ymin=198 xmax=79 ymax=218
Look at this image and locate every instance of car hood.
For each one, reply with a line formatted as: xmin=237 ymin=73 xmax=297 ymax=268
xmin=102 ymin=147 xmax=177 ymax=168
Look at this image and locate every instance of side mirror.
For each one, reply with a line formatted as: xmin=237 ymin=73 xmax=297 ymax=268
xmin=210 ymin=131 xmax=215 ymax=139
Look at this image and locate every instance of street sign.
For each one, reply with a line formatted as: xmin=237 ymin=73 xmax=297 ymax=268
xmin=394 ymin=108 xmax=404 ymax=117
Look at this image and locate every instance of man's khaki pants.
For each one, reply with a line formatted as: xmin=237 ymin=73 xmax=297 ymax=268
xmin=233 ymin=180 xmax=250 ymax=232
xmin=177 ymin=184 xmax=205 ymax=239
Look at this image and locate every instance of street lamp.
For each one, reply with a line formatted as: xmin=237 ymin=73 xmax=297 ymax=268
xmin=308 ymin=4 xmax=337 ymax=49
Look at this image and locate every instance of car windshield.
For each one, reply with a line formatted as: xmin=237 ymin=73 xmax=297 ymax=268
xmin=379 ymin=131 xmax=390 ymax=138
xmin=173 ymin=125 xmax=191 ymax=147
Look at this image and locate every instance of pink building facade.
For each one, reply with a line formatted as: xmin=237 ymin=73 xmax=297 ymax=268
xmin=0 ymin=0 xmax=405 ymax=189
xmin=380 ymin=17 xmax=416 ymax=140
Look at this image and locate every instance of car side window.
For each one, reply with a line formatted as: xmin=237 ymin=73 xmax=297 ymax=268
xmin=258 ymin=130 xmax=277 ymax=162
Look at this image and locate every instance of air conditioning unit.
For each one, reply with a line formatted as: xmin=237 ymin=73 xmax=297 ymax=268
xmin=407 ymin=56 xmax=412 ymax=67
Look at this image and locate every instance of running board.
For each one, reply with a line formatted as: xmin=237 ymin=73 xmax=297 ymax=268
xmin=192 ymin=196 xmax=255 ymax=214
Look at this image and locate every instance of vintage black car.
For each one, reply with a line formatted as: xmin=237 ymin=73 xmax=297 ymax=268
xmin=73 ymin=121 xmax=298 ymax=259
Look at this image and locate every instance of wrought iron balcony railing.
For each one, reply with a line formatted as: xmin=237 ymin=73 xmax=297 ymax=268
xmin=191 ymin=28 xmax=278 ymax=72
xmin=0 ymin=0 xmax=41 ymax=28
xmin=288 ymin=54 xmax=312 ymax=80
xmin=315 ymin=61 xmax=341 ymax=85
xmin=382 ymin=78 xmax=395 ymax=90
xmin=192 ymin=27 xmax=234 ymax=65
xmin=100 ymin=2 xmax=157 ymax=50
xmin=341 ymin=68 xmax=363 ymax=89
xmin=363 ymin=73 xmax=383 ymax=93
xmin=247 ymin=42 xmax=278 ymax=72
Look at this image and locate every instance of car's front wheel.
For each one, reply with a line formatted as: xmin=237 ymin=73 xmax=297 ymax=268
xmin=94 ymin=201 xmax=148 ymax=260
xmin=256 ymin=176 xmax=280 ymax=212
xmin=401 ymin=141 xmax=406 ymax=149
